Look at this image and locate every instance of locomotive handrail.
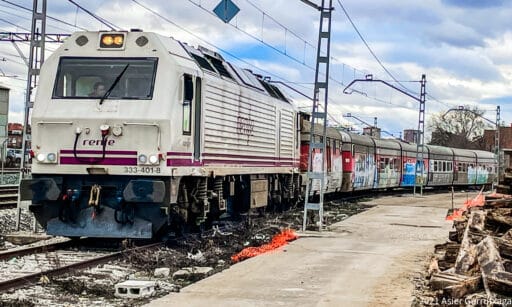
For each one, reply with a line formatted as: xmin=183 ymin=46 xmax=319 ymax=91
xmin=122 ymin=122 xmax=161 ymax=149
xmin=36 ymin=121 xmax=73 ymax=125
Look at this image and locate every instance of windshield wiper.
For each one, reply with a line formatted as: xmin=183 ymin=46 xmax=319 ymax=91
xmin=99 ymin=64 xmax=130 ymax=105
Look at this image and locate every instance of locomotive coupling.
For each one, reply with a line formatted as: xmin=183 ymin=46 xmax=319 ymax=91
xmin=88 ymin=184 xmax=102 ymax=207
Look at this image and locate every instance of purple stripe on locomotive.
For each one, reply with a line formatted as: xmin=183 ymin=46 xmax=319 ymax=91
xmin=60 ymin=150 xmax=138 ymax=155
xmin=60 ymin=157 xmax=137 ymax=165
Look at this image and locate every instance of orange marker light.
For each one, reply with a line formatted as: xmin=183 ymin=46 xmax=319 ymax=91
xmin=101 ymin=35 xmax=114 ymax=46
xmin=113 ymin=35 xmax=123 ymax=45
xmin=100 ymin=33 xmax=125 ymax=49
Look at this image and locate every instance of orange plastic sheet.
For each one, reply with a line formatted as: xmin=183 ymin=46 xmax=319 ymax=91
xmin=446 ymin=190 xmax=485 ymax=221
xmin=231 ymin=229 xmax=297 ymax=263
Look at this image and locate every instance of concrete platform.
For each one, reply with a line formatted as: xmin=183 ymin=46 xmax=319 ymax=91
xmin=147 ymin=191 xmax=478 ymax=307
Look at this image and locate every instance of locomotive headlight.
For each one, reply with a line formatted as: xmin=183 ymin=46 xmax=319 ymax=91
xmin=101 ymin=35 xmax=114 ymax=46
xmin=47 ymin=153 xmax=57 ymax=162
xmin=36 ymin=153 xmax=45 ymax=162
xmin=138 ymin=154 xmax=147 ymax=164
xmin=149 ymin=155 xmax=159 ymax=164
xmin=113 ymin=35 xmax=124 ymax=45
xmin=99 ymin=33 xmax=125 ymax=49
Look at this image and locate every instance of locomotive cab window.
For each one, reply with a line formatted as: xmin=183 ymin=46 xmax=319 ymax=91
xmin=182 ymin=74 xmax=194 ymax=135
xmin=52 ymin=57 xmax=158 ymax=99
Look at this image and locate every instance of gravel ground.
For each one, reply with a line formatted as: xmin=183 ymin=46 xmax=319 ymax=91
xmin=0 ymin=199 xmax=373 ymax=306
xmin=0 ymin=208 xmax=42 ymax=250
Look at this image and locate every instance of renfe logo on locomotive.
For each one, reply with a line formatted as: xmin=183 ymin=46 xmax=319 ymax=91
xmin=237 ymin=116 xmax=254 ymax=136
xmin=82 ymin=139 xmax=115 ymax=146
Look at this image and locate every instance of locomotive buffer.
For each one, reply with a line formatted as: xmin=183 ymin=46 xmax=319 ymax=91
xmin=302 ymin=0 xmax=333 ymax=231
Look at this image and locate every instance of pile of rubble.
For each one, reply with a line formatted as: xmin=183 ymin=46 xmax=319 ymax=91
xmin=415 ymin=193 xmax=512 ymax=306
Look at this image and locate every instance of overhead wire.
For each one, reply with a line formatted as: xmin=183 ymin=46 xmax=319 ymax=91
xmin=335 ymin=0 xmax=459 ymax=110
xmin=0 ymin=0 xmax=88 ymax=31
xmin=132 ymin=0 xmax=421 ymax=114
xmin=183 ymin=0 xmax=423 ymax=112
xmin=67 ymin=0 xmax=118 ymax=31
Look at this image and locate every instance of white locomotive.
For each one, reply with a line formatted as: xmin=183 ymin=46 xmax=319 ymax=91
xmin=26 ymin=30 xmax=301 ymax=238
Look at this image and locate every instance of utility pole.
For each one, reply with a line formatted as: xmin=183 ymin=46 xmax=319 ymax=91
xmin=442 ymin=106 xmax=501 ymax=189
xmin=495 ymin=106 xmax=501 ymax=185
xmin=302 ymin=0 xmax=333 ymax=231
xmin=414 ymin=75 xmax=426 ymax=196
xmin=21 ymin=0 xmax=47 ymax=174
xmin=16 ymin=0 xmax=46 ymax=231
xmin=343 ymin=74 xmax=427 ymax=196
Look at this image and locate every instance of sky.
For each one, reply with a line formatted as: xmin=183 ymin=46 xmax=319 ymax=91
xmin=0 ymin=0 xmax=511 ymax=140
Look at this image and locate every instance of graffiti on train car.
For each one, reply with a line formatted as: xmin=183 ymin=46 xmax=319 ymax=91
xmin=468 ymin=166 xmax=477 ymax=184
xmin=402 ymin=160 xmax=427 ymax=186
xmin=476 ymin=167 xmax=489 ymax=184
xmin=353 ymin=153 xmax=376 ymax=188
xmin=403 ymin=161 xmax=415 ymax=185
xmin=379 ymin=164 xmax=399 ymax=187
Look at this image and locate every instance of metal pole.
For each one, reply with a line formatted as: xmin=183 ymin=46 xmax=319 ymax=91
xmin=302 ymin=0 xmax=333 ymax=232
xmin=0 ymin=139 xmax=5 ymax=185
xmin=414 ymin=74 xmax=426 ymax=197
xmin=16 ymin=0 xmax=47 ymax=232
xmin=496 ymin=106 xmax=500 ymax=187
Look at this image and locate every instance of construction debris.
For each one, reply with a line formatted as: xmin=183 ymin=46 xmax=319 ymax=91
xmin=414 ymin=192 xmax=512 ymax=305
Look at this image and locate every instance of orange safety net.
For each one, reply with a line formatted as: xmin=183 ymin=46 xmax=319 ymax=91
xmin=231 ymin=229 xmax=298 ymax=263
xmin=446 ymin=190 xmax=485 ymax=221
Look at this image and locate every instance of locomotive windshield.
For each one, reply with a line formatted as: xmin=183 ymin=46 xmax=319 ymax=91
xmin=52 ymin=57 xmax=158 ymax=99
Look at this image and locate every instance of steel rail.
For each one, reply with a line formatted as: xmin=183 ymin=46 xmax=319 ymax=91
xmin=0 ymin=242 xmax=163 ymax=292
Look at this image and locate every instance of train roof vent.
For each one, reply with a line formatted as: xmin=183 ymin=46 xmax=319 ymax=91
xmin=204 ymin=55 xmax=232 ymax=79
xmin=190 ymin=54 xmax=216 ymax=72
xmin=258 ymin=79 xmax=289 ymax=102
xmin=198 ymin=46 xmax=225 ymax=61
xmin=227 ymin=63 xmax=265 ymax=91
xmin=179 ymin=42 xmax=216 ymax=72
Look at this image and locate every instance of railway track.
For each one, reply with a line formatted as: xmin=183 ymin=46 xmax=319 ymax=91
xmin=0 ymin=184 xmax=18 ymax=209
xmin=0 ymin=240 xmax=163 ymax=292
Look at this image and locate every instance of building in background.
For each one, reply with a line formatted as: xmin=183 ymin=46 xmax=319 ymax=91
xmin=8 ymin=122 xmax=23 ymax=149
xmin=362 ymin=126 xmax=381 ymax=138
xmin=483 ymin=126 xmax=512 ymax=171
xmin=403 ymin=129 xmax=419 ymax=143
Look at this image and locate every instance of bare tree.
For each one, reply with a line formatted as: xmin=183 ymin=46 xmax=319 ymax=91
xmin=428 ymin=105 xmax=491 ymax=149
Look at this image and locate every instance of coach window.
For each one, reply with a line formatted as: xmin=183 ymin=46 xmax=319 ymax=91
xmin=182 ymin=74 xmax=193 ymax=135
